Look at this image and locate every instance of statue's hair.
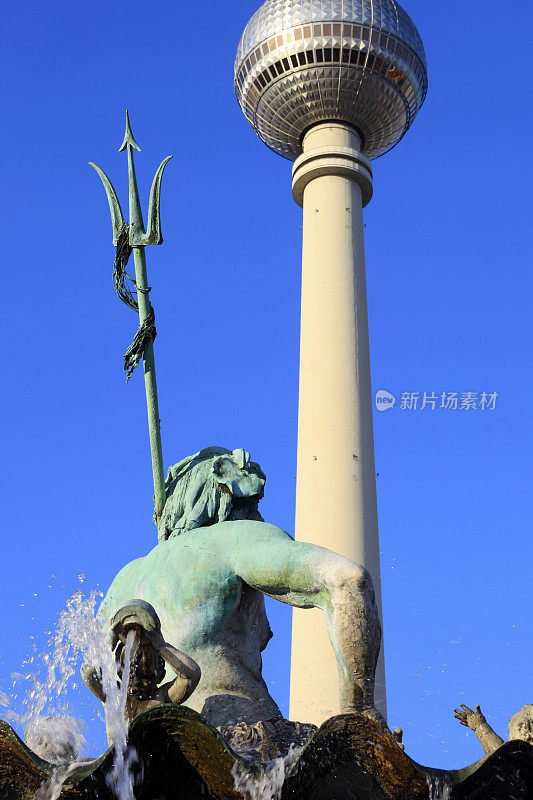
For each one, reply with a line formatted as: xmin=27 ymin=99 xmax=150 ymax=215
xmin=157 ymin=446 xmax=243 ymax=541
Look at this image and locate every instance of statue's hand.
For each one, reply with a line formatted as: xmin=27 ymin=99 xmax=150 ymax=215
xmin=454 ymin=704 xmax=486 ymax=731
xmin=143 ymin=625 xmax=165 ymax=651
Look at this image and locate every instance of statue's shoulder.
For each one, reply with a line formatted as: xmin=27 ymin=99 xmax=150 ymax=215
xmin=207 ymin=519 xmax=292 ymax=542
xmin=113 ymin=554 xmax=146 ymax=579
xmin=150 ymin=521 xmax=292 ymax=559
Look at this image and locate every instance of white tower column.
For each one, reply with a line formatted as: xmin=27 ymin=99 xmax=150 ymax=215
xmin=289 ymin=122 xmax=386 ymax=725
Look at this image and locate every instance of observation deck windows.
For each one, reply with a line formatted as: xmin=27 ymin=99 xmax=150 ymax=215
xmin=235 ymin=1 xmax=427 ymax=161
xmin=236 ymin=21 xmax=426 ymax=133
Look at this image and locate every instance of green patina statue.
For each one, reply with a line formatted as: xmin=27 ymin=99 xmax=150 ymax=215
xmin=97 ymin=446 xmax=382 ymax=731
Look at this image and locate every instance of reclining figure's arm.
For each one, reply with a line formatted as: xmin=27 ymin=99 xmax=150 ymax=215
xmin=454 ymin=704 xmax=505 ymax=755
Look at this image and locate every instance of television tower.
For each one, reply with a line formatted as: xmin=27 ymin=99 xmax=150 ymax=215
xmin=235 ymin=0 xmax=427 ymax=724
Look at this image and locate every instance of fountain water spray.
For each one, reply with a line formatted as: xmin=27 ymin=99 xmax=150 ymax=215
xmin=105 ymin=629 xmax=138 ymax=800
xmin=427 ymin=776 xmax=452 ymax=799
xmin=2 ymin=589 xmax=139 ymax=800
xmin=232 ymin=745 xmax=305 ymax=800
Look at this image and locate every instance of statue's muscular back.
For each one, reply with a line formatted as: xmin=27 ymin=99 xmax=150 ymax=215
xmin=100 ymin=449 xmax=382 ymax=728
xmin=99 ymin=521 xmax=283 ymax=728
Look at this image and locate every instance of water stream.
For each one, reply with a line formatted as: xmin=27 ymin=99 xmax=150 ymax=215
xmin=232 ymin=745 xmax=304 ymax=800
xmin=1 ymin=589 xmax=138 ymax=800
xmin=426 ymin=775 xmax=452 ymax=799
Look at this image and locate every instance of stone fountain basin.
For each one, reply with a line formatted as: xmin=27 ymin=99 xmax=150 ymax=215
xmin=1 ymin=706 xmax=532 ymax=799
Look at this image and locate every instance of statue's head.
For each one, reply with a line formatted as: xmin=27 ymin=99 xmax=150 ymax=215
xmin=508 ymin=705 xmax=533 ymax=745
xmin=158 ymin=446 xmax=266 ymax=541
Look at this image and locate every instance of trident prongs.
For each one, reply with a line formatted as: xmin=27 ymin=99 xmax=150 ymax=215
xmin=90 ymin=110 xmax=173 ymax=247
xmin=144 ymin=156 xmax=173 ymax=245
xmin=90 ymin=111 xmax=173 ymax=527
xmin=88 ymin=162 xmax=125 ymax=246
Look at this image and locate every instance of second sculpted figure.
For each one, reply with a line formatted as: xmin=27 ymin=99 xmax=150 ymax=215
xmin=97 ymin=447 xmax=382 ymax=731
xmin=83 ymin=600 xmax=201 ymax=740
xmin=454 ymin=703 xmax=533 ymax=755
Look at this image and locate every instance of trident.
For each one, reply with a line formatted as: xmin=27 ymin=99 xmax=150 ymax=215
xmin=90 ymin=111 xmax=172 ymax=525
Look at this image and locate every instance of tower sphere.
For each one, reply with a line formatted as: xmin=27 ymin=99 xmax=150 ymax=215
xmin=235 ymin=0 xmax=427 ymax=160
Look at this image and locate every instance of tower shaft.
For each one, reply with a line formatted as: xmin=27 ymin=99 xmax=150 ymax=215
xmin=289 ymin=123 xmax=386 ymax=724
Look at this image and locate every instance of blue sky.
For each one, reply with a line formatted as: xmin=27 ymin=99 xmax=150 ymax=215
xmin=0 ymin=0 xmax=532 ymax=772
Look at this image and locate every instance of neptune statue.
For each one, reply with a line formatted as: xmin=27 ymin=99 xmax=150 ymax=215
xmin=97 ymin=446 xmax=382 ymax=730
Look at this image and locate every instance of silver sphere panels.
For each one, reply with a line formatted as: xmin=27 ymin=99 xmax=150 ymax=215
xmin=235 ymin=0 xmax=427 ymax=161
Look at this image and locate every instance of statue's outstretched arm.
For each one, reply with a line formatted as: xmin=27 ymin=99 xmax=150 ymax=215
xmin=226 ymin=523 xmax=364 ymax=605
xmin=454 ymin=704 xmax=504 ymax=755
xmin=226 ymin=522 xmax=381 ymax=718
